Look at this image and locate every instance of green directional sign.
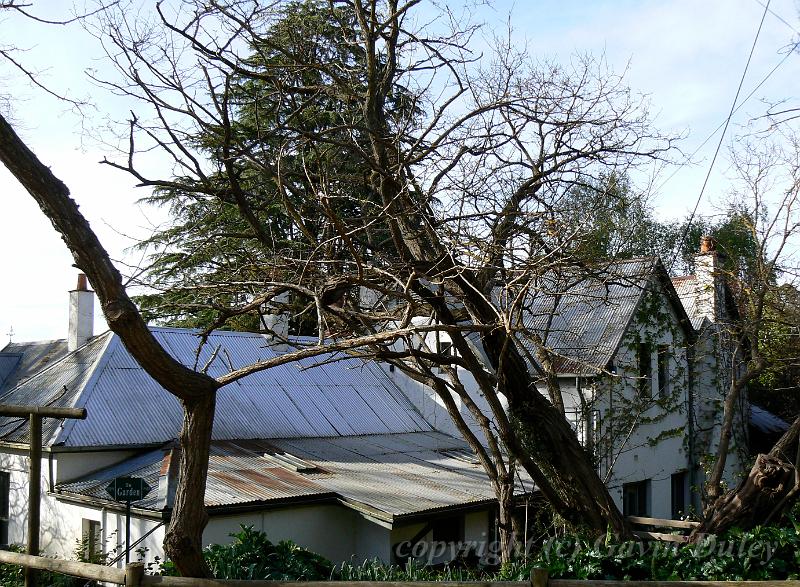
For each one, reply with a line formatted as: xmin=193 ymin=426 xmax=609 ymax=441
xmin=105 ymin=476 xmax=152 ymax=503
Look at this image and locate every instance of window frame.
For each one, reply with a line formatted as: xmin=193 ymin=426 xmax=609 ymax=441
xmin=637 ymin=342 xmax=652 ymax=398
xmin=657 ymin=344 xmax=670 ymax=398
xmin=622 ymin=479 xmax=650 ymax=517
xmin=0 ymin=470 xmax=10 ymax=546
xmin=671 ymin=471 xmax=688 ymax=519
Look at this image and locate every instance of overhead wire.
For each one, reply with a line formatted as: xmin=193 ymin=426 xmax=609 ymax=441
xmin=655 ymin=42 xmax=795 ymax=196
xmin=668 ymin=0 xmax=772 ymax=272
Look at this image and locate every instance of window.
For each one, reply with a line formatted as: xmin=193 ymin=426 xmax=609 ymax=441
xmin=0 ymin=471 xmax=9 ymax=546
xmin=637 ymin=342 xmax=652 ymax=398
xmin=431 ymin=515 xmax=464 ymax=545
xmin=657 ymin=345 xmax=670 ymax=398
xmin=623 ymin=480 xmax=650 ymax=517
xmin=671 ymin=471 xmax=687 ymax=519
xmin=81 ymin=519 xmax=101 ymax=562
xmin=436 ymin=339 xmax=454 ymax=373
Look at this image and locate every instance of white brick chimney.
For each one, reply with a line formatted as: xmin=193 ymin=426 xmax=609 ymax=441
xmin=68 ymin=274 xmax=94 ymax=351
xmin=694 ymin=236 xmax=727 ymax=323
xmin=259 ymin=291 xmax=290 ymax=352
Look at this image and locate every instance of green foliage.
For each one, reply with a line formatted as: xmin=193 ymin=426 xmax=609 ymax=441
xmin=533 ymin=526 xmax=800 ymax=581
xmin=335 ymin=558 xmax=486 ymax=581
xmin=561 ymin=173 xmax=671 ymax=262
xmin=159 ymin=525 xmax=334 ymax=580
xmin=134 ymin=0 xmax=413 ymax=330
xmin=0 ymin=544 xmax=24 ymax=587
xmin=336 ymin=526 xmax=800 ymax=581
xmin=0 ymin=536 xmax=111 ymax=587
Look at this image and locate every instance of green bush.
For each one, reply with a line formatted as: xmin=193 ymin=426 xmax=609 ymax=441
xmin=162 ymin=525 xmax=333 ymax=580
xmin=531 ymin=525 xmax=800 ymax=581
xmin=335 ymin=524 xmax=800 ymax=582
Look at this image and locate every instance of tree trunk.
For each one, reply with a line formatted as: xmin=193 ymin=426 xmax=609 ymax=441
xmin=510 ymin=396 xmax=629 ymax=537
xmin=693 ymin=415 xmax=800 ymax=538
xmin=496 ymin=475 xmax=517 ymax=563
xmin=0 ymin=112 xmax=222 ymax=577
xmin=692 ymin=453 xmax=796 ymax=539
xmin=164 ymin=392 xmax=217 ymax=578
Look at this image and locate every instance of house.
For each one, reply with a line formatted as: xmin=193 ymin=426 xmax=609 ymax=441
xmin=0 ymin=281 xmax=527 ymax=567
xmin=0 ymin=240 xmax=762 ymax=568
xmin=388 ymin=242 xmax=752 ymax=521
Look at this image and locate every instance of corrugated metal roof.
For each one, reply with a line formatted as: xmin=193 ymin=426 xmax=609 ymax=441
xmin=0 ymin=338 xmax=69 ymax=393
xmin=518 ymin=259 xmax=653 ymax=375
xmin=0 ymin=354 xmax=21 ymax=387
xmin=672 ymin=275 xmax=705 ymax=330
xmin=750 ymin=404 xmax=790 ymax=435
xmin=0 ymin=328 xmax=430 ymax=447
xmin=56 ymin=432 xmax=530 ymax=521
xmin=0 ymin=334 xmax=112 ymax=444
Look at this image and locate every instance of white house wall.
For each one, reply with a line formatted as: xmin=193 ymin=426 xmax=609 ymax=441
xmin=203 ymin=504 xmax=391 ymax=564
xmin=0 ymin=448 xmax=164 ymax=567
xmin=388 ymin=278 xmax=701 ymax=521
xmin=593 ymin=284 xmax=694 ymax=519
xmin=691 ymin=325 xmax=749 ymax=492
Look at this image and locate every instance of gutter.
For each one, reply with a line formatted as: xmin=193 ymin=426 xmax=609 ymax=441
xmin=48 ymin=490 xmax=163 ymax=521
xmin=0 ymin=441 xmax=165 ymax=453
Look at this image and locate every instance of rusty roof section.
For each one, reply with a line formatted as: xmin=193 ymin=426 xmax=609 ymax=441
xmin=55 ymin=431 xmax=531 ymax=522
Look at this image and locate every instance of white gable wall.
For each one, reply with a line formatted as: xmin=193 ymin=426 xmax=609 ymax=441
xmin=389 ymin=277 xmax=699 ymax=520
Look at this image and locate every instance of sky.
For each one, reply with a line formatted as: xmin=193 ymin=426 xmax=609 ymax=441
xmin=1 ymin=0 xmax=799 ymax=343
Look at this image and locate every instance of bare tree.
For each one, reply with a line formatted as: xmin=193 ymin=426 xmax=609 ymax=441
xmin=83 ymin=0 xmax=677 ymax=553
xmin=692 ymin=122 xmax=800 ymax=536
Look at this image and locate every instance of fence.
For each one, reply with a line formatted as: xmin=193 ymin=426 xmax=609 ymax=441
xmin=2 ymin=551 xmax=800 ymax=587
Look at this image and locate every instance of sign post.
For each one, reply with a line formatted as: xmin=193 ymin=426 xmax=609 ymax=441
xmin=105 ymin=477 xmax=152 ymax=564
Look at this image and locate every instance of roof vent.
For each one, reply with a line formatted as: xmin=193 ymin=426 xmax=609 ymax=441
xmin=262 ymin=451 xmax=318 ymax=473
xmin=438 ymin=448 xmax=479 ymax=465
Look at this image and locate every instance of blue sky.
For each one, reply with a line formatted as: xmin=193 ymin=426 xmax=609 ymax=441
xmin=1 ymin=0 xmax=799 ymax=342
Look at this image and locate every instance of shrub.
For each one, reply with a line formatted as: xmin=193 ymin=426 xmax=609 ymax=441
xmin=172 ymin=525 xmax=333 ymax=580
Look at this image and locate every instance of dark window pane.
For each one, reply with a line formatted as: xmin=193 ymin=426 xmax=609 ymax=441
xmin=623 ymin=480 xmax=650 ymax=517
xmin=671 ymin=471 xmax=687 ymax=519
xmin=0 ymin=471 xmax=9 ymax=545
xmin=432 ymin=516 xmax=463 ymax=544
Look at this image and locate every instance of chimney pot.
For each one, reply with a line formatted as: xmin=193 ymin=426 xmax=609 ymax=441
xmin=700 ymin=236 xmax=715 ymax=254
xmin=77 ymin=273 xmax=88 ymax=291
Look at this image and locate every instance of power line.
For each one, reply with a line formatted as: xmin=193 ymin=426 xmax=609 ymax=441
xmin=669 ymin=0 xmax=772 ymax=271
xmin=753 ymin=0 xmax=800 ymax=35
xmin=656 ymin=42 xmax=795 ymax=195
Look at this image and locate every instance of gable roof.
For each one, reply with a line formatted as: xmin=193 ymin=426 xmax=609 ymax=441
xmin=672 ymin=275 xmax=704 ymax=330
xmin=519 ymin=258 xmax=694 ymax=375
xmin=0 ymin=328 xmax=430 ymax=448
xmin=56 ymin=431 xmax=529 ymax=522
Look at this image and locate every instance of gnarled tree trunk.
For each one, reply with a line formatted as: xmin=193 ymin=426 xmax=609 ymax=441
xmin=164 ymin=393 xmax=217 ymax=577
xmin=0 ymin=112 xmax=219 ymax=578
xmin=692 ymin=415 xmax=800 ymax=539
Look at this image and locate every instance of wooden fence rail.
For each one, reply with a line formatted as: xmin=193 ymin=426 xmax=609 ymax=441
xmin=3 ymin=550 xmax=800 ymax=587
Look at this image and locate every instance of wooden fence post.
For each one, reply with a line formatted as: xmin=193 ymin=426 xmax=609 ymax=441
xmin=532 ymin=567 xmax=549 ymax=587
xmin=25 ymin=414 xmax=42 ymax=587
xmin=125 ymin=562 xmax=145 ymax=586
